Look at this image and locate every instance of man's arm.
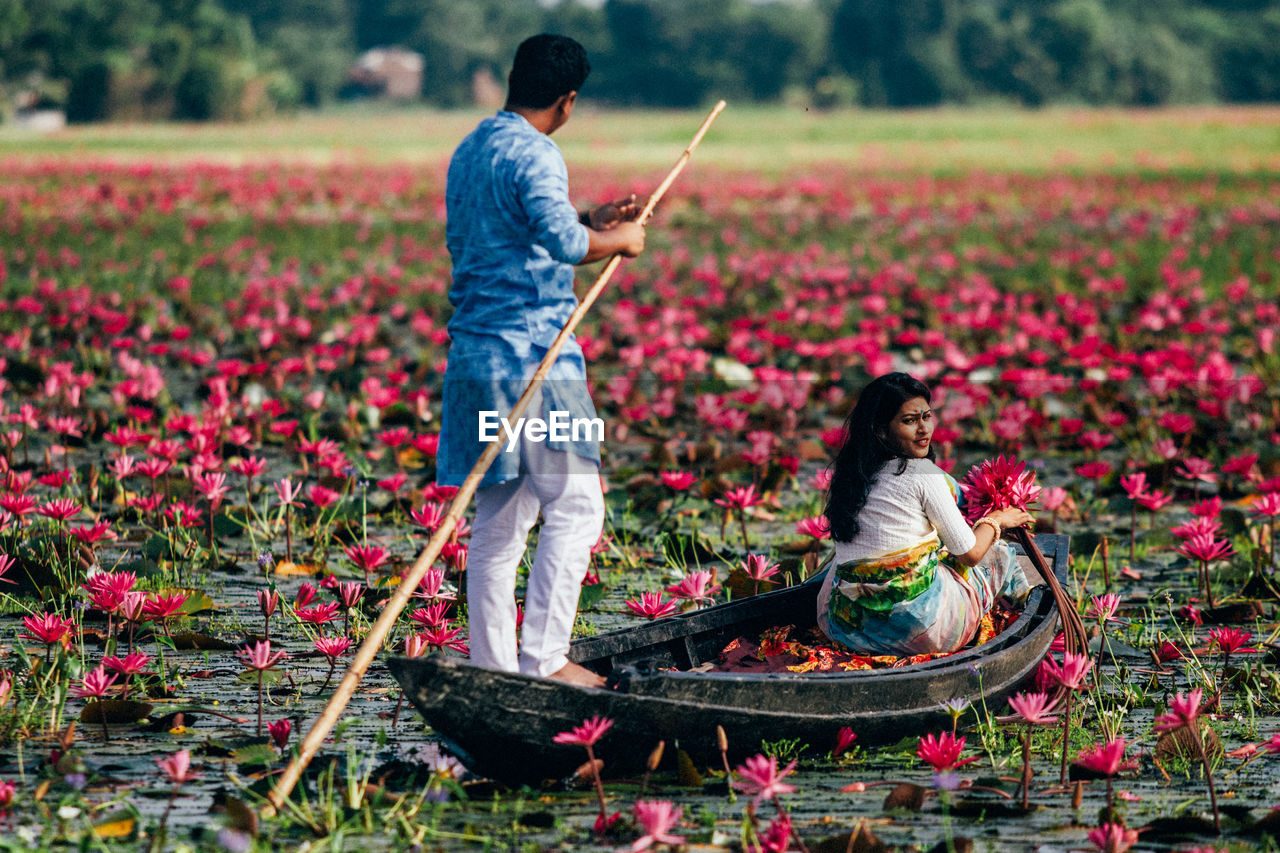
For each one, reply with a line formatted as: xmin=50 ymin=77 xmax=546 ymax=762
xmin=576 ymin=194 xmax=646 ymax=263
xmin=580 ymin=221 xmax=645 ymax=264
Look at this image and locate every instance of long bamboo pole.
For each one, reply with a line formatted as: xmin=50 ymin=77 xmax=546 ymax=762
xmin=263 ymin=100 xmax=726 ymax=816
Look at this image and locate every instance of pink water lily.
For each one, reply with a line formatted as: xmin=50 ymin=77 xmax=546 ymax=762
xmin=733 ymin=753 xmax=798 ymax=806
xmin=554 ymin=716 xmax=615 ymax=831
xmin=1154 ymin=688 xmax=1204 ymax=733
xmin=20 ymin=612 xmax=76 ymax=648
xmin=239 ymin=640 xmax=286 ymax=671
xmin=1087 ymin=822 xmax=1139 ymax=853
xmin=665 ymin=570 xmax=721 ymax=604
xmin=268 ymin=719 xmax=292 ymax=750
xmin=1076 ymin=738 xmax=1134 ymax=777
xmin=1005 ymin=691 xmax=1059 ymax=725
xmin=1086 ymin=593 xmax=1121 ymax=623
xmin=631 ymin=799 xmax=684 ymax=851
xmin=659 ymin=470 xmax=697 ymax=491
xmin=794 ymin=515 xmax=830 ymax=540
xmin=625 ymin=591 xmax=679 ymax=620
xmin=157 ymin=749 xmax=197 ymax=784
xmin=553 ymin=716 xmax=614 ymax=748
xmin=916 ymin=732 xmax=978 ymax=773
xmin=74 ymin=665 xmax=119 ymax=700
xmin=832 ymin=726 xmax=858 ymax=757
xmin=959 ymin=455 xmax=1041 ymax=523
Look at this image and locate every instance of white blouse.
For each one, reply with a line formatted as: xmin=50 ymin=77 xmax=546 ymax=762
xmin=831 ymin=458 xmax=977 ymax=562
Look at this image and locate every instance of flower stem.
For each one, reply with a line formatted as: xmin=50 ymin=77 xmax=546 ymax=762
xmin=1188 ymin=722 xmax=1221 ymax=833
xmin=1058 ymin=690 xmax=1074 ymax=785
xmin=584 ymin=743 xmax=609 ymax=833
xmin=150 ymin=785 xmax=179 ymax=853
xmin=774 ymin=796 xmax=810 ymax=853
xmin=1129 ymin=502 xmax=1137 ymax=565
xmin=1020 ymin=726 xmax=1031 ymax=810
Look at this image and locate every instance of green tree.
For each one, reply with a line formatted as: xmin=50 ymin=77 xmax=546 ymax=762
xmin=223 ymin=0 xmax=353 ymax=106
xmin=830 ymin=0 xmax=965 ymax=106
xmin=1216 ymin=8 xmax=1280 ymax=101
xmin=956 ymin=5 xmax=1058 ymax=106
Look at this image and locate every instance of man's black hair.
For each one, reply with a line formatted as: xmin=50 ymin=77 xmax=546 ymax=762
xmin=506 ymin=34 xmax=590 ymax=110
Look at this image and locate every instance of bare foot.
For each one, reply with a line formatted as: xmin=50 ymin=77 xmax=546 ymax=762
xmin=548 ymin=661 xmax=606 ymax=688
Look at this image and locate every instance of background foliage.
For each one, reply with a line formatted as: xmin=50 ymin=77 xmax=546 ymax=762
xmin=2 ymin=0 xmax=1279 ymax=122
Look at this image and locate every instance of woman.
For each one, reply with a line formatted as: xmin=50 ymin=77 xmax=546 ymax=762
xmin=818 ymin=373 xmax=1033 ymax=656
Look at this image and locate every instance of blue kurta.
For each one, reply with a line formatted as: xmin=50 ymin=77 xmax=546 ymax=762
xmin=438 ymin=111 xmax=601 ymax=488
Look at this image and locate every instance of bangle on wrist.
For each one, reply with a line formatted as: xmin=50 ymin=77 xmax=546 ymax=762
xmin=975 ymin=516 xmax=1002 ymax=539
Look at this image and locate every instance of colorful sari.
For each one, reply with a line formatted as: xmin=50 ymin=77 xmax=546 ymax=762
xmin=817 ymin=530 xmax=1030 ymax=656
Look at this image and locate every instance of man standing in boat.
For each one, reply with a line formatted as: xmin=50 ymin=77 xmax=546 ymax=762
xmin=438 ymin=34 xmax=645 ymax=687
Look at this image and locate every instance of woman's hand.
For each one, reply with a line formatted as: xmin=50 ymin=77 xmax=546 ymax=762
xmin=992 ymin=507 xmax=1034 ymax=529
xmin=956 ymin=506 xmax=1033 ymax=567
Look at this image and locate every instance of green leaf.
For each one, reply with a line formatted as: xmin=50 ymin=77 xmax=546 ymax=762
xmin=80 ymin=699 xmax=153 ymax=725
xmin=236 ymin=669 xmax=284 ymax=686
xmin=213 ymin=512 xmax=244 ymax=538
xmin=142 ymin=534 xmax=172 ymax=559
xmin=177 ymin=591 xmax=216 ymax=614
xmin=92 ymin=813 xmax=137 ymax=840
xmin=577 ymin=582 xmax=608 ymax=611
xmin=231 ymin=743 xmax=278 ymax=768
xmin=169 ymin=631 xmax=235 ymax=651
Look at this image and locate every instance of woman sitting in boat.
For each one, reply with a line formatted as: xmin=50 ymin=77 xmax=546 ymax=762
xmin=817 ymin=372 xmax=1033 ymax=656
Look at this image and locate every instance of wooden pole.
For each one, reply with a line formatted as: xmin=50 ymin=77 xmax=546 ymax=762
xmin=263 ymin=100 xmax=726 ymax=816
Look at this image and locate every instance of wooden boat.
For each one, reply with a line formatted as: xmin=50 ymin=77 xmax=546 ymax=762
xmin=389 ymin=533 xmax=1069 ymax=784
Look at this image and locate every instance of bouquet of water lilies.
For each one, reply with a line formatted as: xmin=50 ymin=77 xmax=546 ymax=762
xmin=958 ymin=455 xmax=1042 ymax=523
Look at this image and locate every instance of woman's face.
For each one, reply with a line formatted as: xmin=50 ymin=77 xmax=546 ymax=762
xmin=888 ymin=396 xmax=934 ymax=458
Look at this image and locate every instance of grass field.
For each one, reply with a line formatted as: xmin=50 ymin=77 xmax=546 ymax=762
xmin=2 ymin=103 xmax=1279 ymax=173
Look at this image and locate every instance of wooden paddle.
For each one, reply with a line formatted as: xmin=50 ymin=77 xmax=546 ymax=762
xmin=263 ymin=100 xmax=726 ymax=817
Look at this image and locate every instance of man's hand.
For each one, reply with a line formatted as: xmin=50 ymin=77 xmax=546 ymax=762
xmin=611 ymin=221 xmax=645 ymax=257
xmin=587 ymin=194 xmax=643 ymax=230
xmin=580 ymin=220 xmax=645 ymax=263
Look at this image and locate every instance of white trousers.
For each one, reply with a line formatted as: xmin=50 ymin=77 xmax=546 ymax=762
xmin=465 ymin=393 xmax=604 ymax=678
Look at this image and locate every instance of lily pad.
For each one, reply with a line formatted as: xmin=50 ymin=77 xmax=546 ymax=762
xmin=142 ymin=710 xmax=199 ymax=732
xmin=169 ymin=631 xmax=236 ymax=651
xmin=224 ymin=797 xmax=260 ymax=838
xmin=274 ymin=561 xmax=323 ymax=576
xmin=92 ymin=814 xmax=137 ymax=840
xmin=231 ymin=742 xmax=278 ymax=768
xmin=1139 ymin=815 xmax=1219 ymax=842
xmin=176 ymin=591 xmax=216 ymax=615
xmin=80 ymin=699 xmax=153 ymax=725
xmin=814 ymin=824 xmax=889 ymax=853
xmin=882 ymin=782 xmax=927 ymax=811
xmin=236 ymin=669 xmax=285 ymax=686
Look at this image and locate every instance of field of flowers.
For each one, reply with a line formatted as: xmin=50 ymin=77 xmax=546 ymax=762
xmin=1 ymin=109 xmax=1280 ymax=851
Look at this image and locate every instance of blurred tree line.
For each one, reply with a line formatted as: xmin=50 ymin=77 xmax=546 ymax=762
xmin=1 ymin=0 xmax=1278 ymax=122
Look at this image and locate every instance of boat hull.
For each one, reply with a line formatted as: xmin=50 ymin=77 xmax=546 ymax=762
xmin=389 ymin=534 xmax=1068 ymax=784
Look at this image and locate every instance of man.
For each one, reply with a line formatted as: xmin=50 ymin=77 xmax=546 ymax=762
xmin=438 ymin=34 xmax=644 ymax=687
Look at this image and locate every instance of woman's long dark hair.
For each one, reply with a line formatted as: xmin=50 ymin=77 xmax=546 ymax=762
xmin=823 ymin=372 xmax=935 ymax=542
